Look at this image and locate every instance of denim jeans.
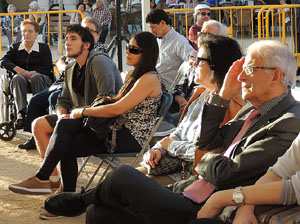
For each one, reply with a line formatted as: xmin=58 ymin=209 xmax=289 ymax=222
xmin=23 ymin=88 xmax=61 ymax=132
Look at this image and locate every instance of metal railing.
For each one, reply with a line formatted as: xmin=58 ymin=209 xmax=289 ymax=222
xmin=0 ymin=10 xmax=84 ymax=57
xmin=165 ymin=5 xmax=300 ymax=60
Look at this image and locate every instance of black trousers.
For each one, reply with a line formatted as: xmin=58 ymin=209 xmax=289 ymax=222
xmin=36 ymin=118 xmax=140 ymax=191
xmin=82 ymin=165 xmax=203 ymax=224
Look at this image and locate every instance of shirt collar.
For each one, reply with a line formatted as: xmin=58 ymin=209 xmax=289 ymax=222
xmin=18 ymin=41 xmax=39 ymax=53
xmin=258 ymin=92 xmax=288 ymax=115
xmin=161 ymin=27 xmax=175 ymax=41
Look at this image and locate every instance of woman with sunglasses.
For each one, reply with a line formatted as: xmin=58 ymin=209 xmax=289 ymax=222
xmin=8 ymin=32 xmax=161 ymax=206
xmin=140 ymin=33 xmax=244 ymax=186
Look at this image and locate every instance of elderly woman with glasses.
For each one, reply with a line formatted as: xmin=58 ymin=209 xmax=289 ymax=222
xmin=138 ymin=33 xmax=244 ymax=185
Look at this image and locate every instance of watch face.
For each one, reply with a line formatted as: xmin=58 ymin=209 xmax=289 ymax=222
xmin=233 ymin=187 xmax=244 ymax=207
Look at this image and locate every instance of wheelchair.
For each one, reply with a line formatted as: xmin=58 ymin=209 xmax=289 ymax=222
xmin=0 ymin=69 xmax=17 ymax=141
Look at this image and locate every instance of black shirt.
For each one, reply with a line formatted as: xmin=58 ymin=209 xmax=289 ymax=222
xmin=72 ymin=62 xmax=86 ymax=97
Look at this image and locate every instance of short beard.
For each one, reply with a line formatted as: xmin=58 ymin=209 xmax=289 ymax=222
xmin=67 ymin=43 xmax=84 ymax=59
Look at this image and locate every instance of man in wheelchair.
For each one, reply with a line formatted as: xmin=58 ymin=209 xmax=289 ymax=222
xmin=0 ymin=19 xmax=54 ymax=129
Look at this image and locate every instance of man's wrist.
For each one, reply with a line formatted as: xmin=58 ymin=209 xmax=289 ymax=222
xmin=208 ymin=93 xmax=230 ymax=108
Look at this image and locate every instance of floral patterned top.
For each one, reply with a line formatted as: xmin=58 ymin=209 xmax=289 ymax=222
xmin=123 ymin=71 xmax=161 ymax=146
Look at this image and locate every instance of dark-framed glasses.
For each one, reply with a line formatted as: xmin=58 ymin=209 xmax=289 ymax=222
xmin=85 ymin=27 xmax=98 ymax=34
xmin=196 ymin=57 xmax=211 ymax=66
xmin=197 ymin=12 xmax=211 ymax=16
xmin=244 ymin=66 xmax=276 ymax=76
xmin=126 ymin=44 xmax=143 ymax=55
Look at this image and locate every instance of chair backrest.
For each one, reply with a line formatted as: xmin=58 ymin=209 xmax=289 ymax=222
xmin=169 ymin=61 xmax=191 ymax=93
xmin=232 ymin=9 xmax=252 ymax=27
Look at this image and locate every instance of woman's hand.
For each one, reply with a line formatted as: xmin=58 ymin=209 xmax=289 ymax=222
xmin=71 ymin=108 xmax=85 ymax=119
xmin=219 ymin=57 xmax=245 ymax=101
xmin=143 ymin=149 xmax=162 ymax=168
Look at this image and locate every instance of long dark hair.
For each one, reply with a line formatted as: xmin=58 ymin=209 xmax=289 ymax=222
xmin=113 ymin=31 xmax=159 ymax=100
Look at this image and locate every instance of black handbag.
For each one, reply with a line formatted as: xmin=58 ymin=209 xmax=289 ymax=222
xmin=82 ymin=96 xmax=118 ymax=141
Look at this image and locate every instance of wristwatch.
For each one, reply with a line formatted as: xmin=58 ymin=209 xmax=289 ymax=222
xmin=232 ymin=186 xmax=245 ymax=207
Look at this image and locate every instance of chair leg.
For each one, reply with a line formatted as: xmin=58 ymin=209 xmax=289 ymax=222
xmin=78 ymin=157 xmax=91 ymax=181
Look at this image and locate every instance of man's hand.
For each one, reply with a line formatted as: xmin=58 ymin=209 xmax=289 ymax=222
xmin=58 ymin=114 xmax=70 ymax=120
xmin=219 ymin=57 xmax=245 ymax=101
xmin=233 ymin=205 xmax=258 ymax=224
xmin=197 ymin=193 xmax=224 ymax=218
xmin=175 ymin=95 xmax=188 ymax=112
xmin=143 ymin=149 xmax=162 ymax=169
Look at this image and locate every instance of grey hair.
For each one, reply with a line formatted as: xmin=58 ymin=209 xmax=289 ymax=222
xmin=81 ymin=17 xmax=102 ymax=34
xmin=7 ymin=4 xmax=16 ymax=12
xmin=246 ymin=40 xmax=297 ymax=89
xmin=29 ymin=1 xmax=39 ymax=9
xmin=96 ymin=0 xmax=103 ymax=3
xmin=202 ymin=20 xmax=228 ymax=36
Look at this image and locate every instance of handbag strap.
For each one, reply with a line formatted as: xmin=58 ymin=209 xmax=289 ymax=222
xmin=106 ymin=116 xmax=126 ymax=153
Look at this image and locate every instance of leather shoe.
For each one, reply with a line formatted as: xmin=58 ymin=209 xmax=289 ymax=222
xmin=15 ymin=118 xmax=24 ymax=129
xmin=45 ymin=192 xmax=87 ymax=217
xmin=18 ymin=137 xmax=36 ymax=150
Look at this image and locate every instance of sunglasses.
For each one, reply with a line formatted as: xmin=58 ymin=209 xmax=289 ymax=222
xmin=196 ymin=57 xmax=211 ymax=66
xmin=126 ymin=44 xmax=143 ymax=55
xmin=198 ymin=12 xmax=211 ymax=16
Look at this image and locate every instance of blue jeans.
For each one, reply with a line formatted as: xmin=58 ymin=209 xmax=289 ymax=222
xmin=99 ymin=25 xmax=109 ymax=44
xmin=23 ymin=88 xmax=61 ymax=132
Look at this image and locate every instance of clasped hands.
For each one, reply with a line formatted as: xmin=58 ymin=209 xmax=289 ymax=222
xmin=14 ymin=66 xmax=36 ymax=79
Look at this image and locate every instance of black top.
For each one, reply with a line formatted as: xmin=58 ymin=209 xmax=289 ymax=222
xmin=0 ymin=42 xmax=53 ymax=79
xmin=72 ymin=62 xmax=86 ymax=97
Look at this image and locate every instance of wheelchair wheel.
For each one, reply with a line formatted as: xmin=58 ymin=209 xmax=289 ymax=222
xmin=0 ymin=122 xmax=16 ymax=141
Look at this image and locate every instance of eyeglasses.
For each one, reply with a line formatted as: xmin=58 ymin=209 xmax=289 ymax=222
xmin=197 ymin=12 xmax=211 ymax=16
xmin=22 ymin=30 xmax=35 ymax=34
xmin=243 ymin=66 xmax=276 ymax=75
xmin=196 ymin=57 xmax=211 ymax=66
xmin=126 ymin=44 xmax=143 ymax=55
xmin=85 ymin=27 xmax=98 ymax=34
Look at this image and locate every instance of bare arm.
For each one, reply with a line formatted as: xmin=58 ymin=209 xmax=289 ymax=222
xmin=71 ymin=73 xmax=161 ymax=118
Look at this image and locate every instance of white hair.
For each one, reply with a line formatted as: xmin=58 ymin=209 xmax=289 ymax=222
xmin=202 ymin=20 xmax=228 ymax=37
xmin=7 ymin=4 xmax=16 ymax=12
xmin=246 ymin=40 xmax=297 ymax=89
xmin=29 ymin=1 xmax=39 ymax=9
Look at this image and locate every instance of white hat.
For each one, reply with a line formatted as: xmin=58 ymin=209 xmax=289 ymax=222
xmin=194 ymin=4 xmax=211 ymax=13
